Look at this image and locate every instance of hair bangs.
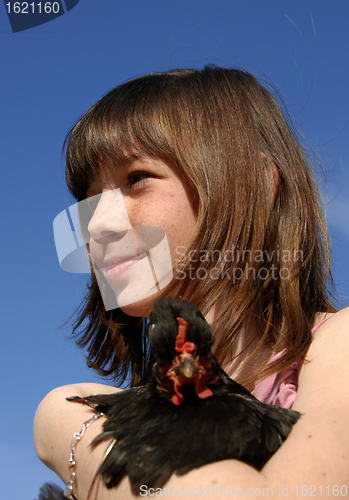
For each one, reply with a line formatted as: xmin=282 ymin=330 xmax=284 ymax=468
xmin=65 ymin=73 xmax=202 ymax=202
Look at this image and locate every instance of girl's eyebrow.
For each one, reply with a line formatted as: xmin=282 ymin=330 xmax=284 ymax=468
xmin=125 ymin=153 xmax=142 ymax=162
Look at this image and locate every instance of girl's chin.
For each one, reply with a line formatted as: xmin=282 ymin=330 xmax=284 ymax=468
xmin=118 ymin=292 xmax=162 ymax=318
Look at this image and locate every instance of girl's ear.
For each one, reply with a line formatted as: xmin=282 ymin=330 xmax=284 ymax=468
xmin=261 ymin=153 xmax=279 ymax=205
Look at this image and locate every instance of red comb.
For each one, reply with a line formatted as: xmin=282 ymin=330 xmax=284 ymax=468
xmin=175 ymin=317 xmax=195 ymax=354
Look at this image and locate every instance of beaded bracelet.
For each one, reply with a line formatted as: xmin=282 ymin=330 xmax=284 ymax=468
xmin=63 ymin=411 xmax=105 ymax=500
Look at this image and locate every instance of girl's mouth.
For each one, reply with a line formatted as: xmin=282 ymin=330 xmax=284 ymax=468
xmin=104 ymin=254 xmax=146 ymax=281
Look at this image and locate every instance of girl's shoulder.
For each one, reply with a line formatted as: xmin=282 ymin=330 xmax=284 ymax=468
xmin=254 ymin=307 xmax=349 ymax=409
xmin=305 ymin=306 xmax=349 ymax=355
xmin=300 ymin=305 xmax=349 ymax=369
xmin=295 ymin=306 xmax=349 ymax=408
xmin=298 ymin=306 xmax=349 ymax=389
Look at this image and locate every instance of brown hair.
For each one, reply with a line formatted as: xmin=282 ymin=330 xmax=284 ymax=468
xmin=65 ymin=66 xmax=336 ymax=389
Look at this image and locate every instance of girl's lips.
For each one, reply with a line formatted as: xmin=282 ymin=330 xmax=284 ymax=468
xmin=105 ymin=254 xmax=146 ymax=281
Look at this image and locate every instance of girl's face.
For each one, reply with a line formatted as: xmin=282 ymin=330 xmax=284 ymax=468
xmin=86 ymin=155 xmax=197 ymax=317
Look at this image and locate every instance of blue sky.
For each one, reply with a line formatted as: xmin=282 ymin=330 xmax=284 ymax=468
xmin=1 ymin=1 xmax=348 ymax=498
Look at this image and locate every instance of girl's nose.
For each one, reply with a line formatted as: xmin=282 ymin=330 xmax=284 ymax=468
xmin=87 ymin=189 xmax=132 ymax=241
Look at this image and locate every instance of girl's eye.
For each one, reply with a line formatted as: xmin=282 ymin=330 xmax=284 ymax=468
xmin=128 ymin=172 xmax=152 ymax=188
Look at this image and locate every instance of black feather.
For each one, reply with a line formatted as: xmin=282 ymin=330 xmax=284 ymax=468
xmin=36 ymin=483 xmax=66 ymax=500
xmin=68 ymin=298 xmax=300 ymax=495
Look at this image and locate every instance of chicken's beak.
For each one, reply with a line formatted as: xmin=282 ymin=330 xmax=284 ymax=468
xmin=181 ymin=357 xmax=196 ymax=378
xmin=173 ymin=353 xmax=200 ymax=381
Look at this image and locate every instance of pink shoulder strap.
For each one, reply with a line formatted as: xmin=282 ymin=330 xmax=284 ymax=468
xmin=311 ymin=314 xmax=334 ymax=335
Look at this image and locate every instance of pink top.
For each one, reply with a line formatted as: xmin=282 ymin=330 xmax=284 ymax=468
xmin=253 ymin=316 xmax=332 ymax=409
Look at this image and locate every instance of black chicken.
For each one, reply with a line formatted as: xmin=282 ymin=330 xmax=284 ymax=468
xmin=70 ymin=298 xmax=300 ymax=493
xmin=37 ymin=297 xmax=300 ymax=498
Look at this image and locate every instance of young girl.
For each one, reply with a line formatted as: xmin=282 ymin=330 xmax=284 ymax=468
xmin=34 ymin=66 xmax=349 ymax=499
